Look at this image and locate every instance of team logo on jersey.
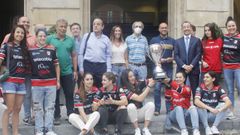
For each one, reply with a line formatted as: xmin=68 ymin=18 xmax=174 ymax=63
xmin=47 ymin=51 xmax=51 ymax=55
xmin=221 ymin=89 xmax=225 ymax=94
xmin=234 ymin=40 xmax=238 ymax=44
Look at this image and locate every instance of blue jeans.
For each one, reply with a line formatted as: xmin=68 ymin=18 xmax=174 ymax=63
xmin=23 ymin=75 xmax=32 ymax=119
xmin=32 ymin=86 xmax=56 ymax=132
xmin=168 ymin=106 xmax=199 ymax=130
xmin=129 ymin=64 xmax=147 ymax=81
xmin=112 ymin=64 xmax=126 ymax=87
xmin=154 ymin=67 xmax=173 ymax=112
xmin=223 ymin=69 xmax=240 ymax=107
xmin=197 ymin=108 xmax=227 ymax=128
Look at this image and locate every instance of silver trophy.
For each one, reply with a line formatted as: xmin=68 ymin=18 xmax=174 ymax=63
xmin=148 ymin=43 xmax=166 ymax=80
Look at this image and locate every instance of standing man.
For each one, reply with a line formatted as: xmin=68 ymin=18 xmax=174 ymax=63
xmin=70 ymin=23 xmax=82 ymax=55
xmin=125 ymin=21 xmax=148 ymax=81
xmin=174 ymin=21 xmax=202 ymax=98
xmin=1 ymin=16 xmax=36 ymax=125
xmin=46 ymin=19 xmax=78 ymax=125
xmin=79 ymin=17 xmax=111 ymax=88
xmin=70 ymin=23 xmax=82 ymax=85
xmin=149 ymin=22 xmax=175 ymax=115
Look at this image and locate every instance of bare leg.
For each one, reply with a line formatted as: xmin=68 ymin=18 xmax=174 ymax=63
xmin=144 ymin=120 xmax=150 ymax=128
xmin=2 ymin=93 xmax=15 ymax=135
xmin=12 ymin=94 xmax=24 ymax=135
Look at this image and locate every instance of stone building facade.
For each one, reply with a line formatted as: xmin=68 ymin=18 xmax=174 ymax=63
xmin=24 ymin=0 xmax=235 ymax=39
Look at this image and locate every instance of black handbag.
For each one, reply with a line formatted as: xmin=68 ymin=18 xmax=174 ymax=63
xmin=0 ymin=45 xmax=10 ymax=82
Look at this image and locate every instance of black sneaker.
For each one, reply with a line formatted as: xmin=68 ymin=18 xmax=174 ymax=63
xmin=23 ymin=117 xmax=33 ymax=126
xmin=53 ymin=118 xmax=61 ymax=125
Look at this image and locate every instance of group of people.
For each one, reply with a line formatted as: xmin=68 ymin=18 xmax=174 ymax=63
xmin=0 ymin=14 xmax=239 ymax=135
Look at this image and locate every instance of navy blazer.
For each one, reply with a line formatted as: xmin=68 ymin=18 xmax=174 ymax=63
xmin=174 ymin=36 xmax=202 ymax=74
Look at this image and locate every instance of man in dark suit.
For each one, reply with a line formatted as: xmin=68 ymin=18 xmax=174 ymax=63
xmin=174 ymin=21 xmax=202 ymax=98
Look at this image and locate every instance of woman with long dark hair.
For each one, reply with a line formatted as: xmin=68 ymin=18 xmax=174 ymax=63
xmin=201 ymin=22 xmax=223 ymax=82
xmin=120 ymin=69 xmax=155 ymax=135
xmin=195 ymin=71 xmax=231 ymax=135
xmin=0 ymin=25 xmax=30 ymax=135
xmin=68 ymin=73 xmax=100 ymax=135
xmin=222 ymin=16 xmax=240 ymax=119
xmin=110 ymin=25 xmax=128 ymax=87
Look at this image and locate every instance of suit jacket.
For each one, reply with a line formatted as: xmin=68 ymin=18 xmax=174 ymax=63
xmin=174 ymin=36 xmax=202 ymax=74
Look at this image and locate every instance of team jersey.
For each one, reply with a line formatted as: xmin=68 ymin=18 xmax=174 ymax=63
xmin=0 ymin=43 xmax=28 ymax=83
xmin=195 ymin=83 xmax=227 ymax=108
xmin=74 ymin=87 xmax=98 ymax=114
xmin=201 ymin=38 xmax=223 ymax=73
xmin=29 ymin=44 xmax=59 ymax=86
xmin=120 ymin=81 xmax=147 ymax=109
xmin=165 ymin=80 xmax=191 ymax=110
xmin=95 ymin=85 xmax=126 ymax=112
xmin=223 ymin=34 xmax=240 ymax=69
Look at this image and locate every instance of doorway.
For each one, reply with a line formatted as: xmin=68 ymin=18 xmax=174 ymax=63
xmin=234 ymin=0 xmax=240 ymax=31
xmin=91 ymin=0 xmax=168 ymax=41
xmin=0 ymin=0 xmax=24 ymax=42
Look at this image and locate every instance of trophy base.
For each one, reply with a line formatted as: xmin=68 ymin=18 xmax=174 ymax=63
xmin=153 ymin=72 xmax=166 ymax=81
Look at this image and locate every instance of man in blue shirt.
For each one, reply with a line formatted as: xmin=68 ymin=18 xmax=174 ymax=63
xmin=79 ymin=18 xmax=111 ymax=88
xmin=70 ymin=23 xmax=82 ymax=55
xmin=149 ymin=22 xmax=175 ymax=115
xmin=125 ymin=21 xmax=149 ymax=81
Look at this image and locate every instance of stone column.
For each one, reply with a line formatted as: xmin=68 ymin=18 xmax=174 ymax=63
xmin=80 ymin=0 xmax=91 ymax=34
xmin=168 ymin=0 xmax=233 ymax=39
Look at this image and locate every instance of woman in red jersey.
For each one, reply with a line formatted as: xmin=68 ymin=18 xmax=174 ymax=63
xmin=201 ymin=22 xmax=223 ymax=82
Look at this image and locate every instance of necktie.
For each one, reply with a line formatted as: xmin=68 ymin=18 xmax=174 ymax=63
xmin=185 ymin=36 xmax=190 ymax=55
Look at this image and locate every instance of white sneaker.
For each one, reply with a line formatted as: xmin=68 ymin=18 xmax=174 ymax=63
xmin=225 ymin=111 xmax=236 ymax=120
xmin=36 ymin=132 xmax=44 ymax=135
xmin=134 ymin=128 xmax=141 ymax=135
xmin=211 ymin=126 xmax=220 ymax=134
xmin=193 ymin=129 xmax=200 ymax=135
xmin=46 ymin=131 xmax=57 ymax=135
xmin=205 ymin=127 xmax=213 ymax=135
xmin=181 ymin=129 xmax=188 ymax=135
xmin=142 ymin=127 xmax=152 ymax=135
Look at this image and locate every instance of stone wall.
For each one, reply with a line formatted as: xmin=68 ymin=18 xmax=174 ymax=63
xmin=25 ymin=0 xmax=90 ymax=35
xmin=168 ymin=0 xmax=233 ymax=39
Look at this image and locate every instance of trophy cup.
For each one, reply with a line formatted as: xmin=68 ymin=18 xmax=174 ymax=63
xmin=148 ymin=43 xmax=166 ymax=80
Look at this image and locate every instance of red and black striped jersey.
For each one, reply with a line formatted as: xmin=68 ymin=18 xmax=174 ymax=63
xmin=29 ymin=44 xmax=59 ymax=86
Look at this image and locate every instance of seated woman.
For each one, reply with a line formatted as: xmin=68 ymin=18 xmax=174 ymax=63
xmin=94 ymin=72 xmax=128 ymax=135
xmin=163 ymin=71 xmax=200 ymax=135
xmin=120 ymin=69 xmax=155 ymax=135
xmin=68 ymin=73 xmax=100 ymax=135
xmin=195 ymin=71 xmax=231 ymax=135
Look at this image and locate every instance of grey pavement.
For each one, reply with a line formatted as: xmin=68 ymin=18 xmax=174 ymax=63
xmin=0 ymin=87 xmax=240 ymax=135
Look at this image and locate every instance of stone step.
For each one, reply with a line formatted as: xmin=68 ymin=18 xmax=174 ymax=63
xmin=1 ymin=115 xmax=240 ymax=135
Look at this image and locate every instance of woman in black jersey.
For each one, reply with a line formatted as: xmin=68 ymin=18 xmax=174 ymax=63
xmin=120 ymin=69 xmax=155 ymax=135
xmin=195 ymin=71 xmax=231 ymax=135
xmin=94 ymin=72 xmax=128 ymax=135
xmin=69 ymin=73 xmax=100 ymax=135
xmin=0 ymin=25 xmax=30 ymax=135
